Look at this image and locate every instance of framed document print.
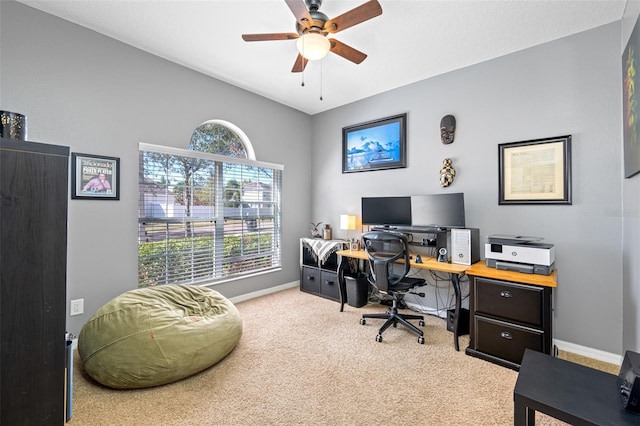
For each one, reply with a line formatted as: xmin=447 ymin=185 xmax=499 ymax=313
xmin=498 ymin=135 xmax=571 ymax=205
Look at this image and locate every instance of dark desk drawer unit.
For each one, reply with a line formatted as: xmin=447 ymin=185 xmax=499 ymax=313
xmin=474 ymin=316 xmax=544 ymax=366
xmin=475 ymin=279 xmax=544 ymax=327
xmin=466 ymin=276 xmax=552 ymax=370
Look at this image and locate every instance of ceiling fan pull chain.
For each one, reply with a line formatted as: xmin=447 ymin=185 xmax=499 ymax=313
xmin=320 ymin=60 xmax=323 ymax=101
xmin=301 ymin=37 xmax=306 ymax=87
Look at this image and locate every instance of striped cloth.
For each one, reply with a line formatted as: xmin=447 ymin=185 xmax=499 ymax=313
xmin=301 ymin=238 xmax=345 ymax=265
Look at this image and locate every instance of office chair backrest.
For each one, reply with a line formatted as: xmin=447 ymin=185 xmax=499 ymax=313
xmin=361 ymin=231 xmax=411 ymax=292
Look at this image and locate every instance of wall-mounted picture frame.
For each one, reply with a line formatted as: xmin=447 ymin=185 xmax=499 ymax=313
xmin=498 ymin=135 xmax=572 ymax=205
xmin=342 ymin=113 xmax=406 ymax=173
xmin=623 ymin=16 xmax=640 ymax=178
xmin=71 ymin=152 xmax=120 ymax=200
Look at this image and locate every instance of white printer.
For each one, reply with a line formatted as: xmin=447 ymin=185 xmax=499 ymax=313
xmin=485 ymin=234 xmax=555 ymax=275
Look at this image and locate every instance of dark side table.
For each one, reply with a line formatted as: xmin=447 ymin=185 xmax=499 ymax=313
xmin=514 ymin=349 xmax=639 ymax=425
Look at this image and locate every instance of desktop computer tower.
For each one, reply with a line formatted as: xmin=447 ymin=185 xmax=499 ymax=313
xmin=436 ymin=228 xmax=480 ymax=265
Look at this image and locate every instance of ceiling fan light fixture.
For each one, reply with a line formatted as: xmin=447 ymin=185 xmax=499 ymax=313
xmin=296 ymin=33 xmax=330 ymax=60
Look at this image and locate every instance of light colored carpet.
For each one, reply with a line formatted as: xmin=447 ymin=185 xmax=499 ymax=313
xmin=69 ymin=288 xmax=616 ymax=425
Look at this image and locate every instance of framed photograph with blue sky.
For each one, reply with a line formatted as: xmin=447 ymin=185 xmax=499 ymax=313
xmin=342 ymin=113 xmax=406 ymax=173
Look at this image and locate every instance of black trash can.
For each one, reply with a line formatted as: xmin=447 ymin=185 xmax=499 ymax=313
xmin=345 ymin=274 xmax=369 ymax=308
xmin=446 ymin=308 xmax=469 ymax=335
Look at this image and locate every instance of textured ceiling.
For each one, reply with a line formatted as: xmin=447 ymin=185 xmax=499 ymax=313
xmin=16 ymin=0 xmax=627 ymax=115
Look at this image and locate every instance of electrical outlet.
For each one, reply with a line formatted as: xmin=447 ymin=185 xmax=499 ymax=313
xmin=70 ymin=299 xmax=84 ymax=316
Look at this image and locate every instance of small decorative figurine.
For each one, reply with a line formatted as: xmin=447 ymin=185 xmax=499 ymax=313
xmin=310 ymin=222 xmax=323 ymax=238
xmin=440 ymin=158 xmax=456 ymax=187
xmin=440 ymin=114 xmax=456 ymax=145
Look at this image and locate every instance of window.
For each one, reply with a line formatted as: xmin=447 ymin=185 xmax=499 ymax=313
xmin=189 ymin=120 xmax=255 ymax=160
xmin=138 ymin=142 xmax=282 ymax=287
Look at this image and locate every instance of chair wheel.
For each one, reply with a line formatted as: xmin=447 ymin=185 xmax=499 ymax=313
xmin=376 ymin=334 xmax=383 ymax=343
xmin=418 ymin=336 xmax=425 ymax=344
xmin=360 ymin=319 xmax=366 ymax=325
xmin=419 ymin=320 xmax=425 ymax=327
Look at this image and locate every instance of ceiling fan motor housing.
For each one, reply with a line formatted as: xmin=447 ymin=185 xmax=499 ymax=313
xmin=297 ymin=11 xmax=328 ymax=35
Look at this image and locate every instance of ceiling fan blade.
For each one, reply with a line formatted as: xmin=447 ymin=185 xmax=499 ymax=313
xmin=324 ymin=0 xmax=382 ymax=34
xmin=242 ymin=33 xmax=299 ymax=42
xmin=329 ymin=39 xmax=367 ymax=64
xmin=291 ymin=54 xmax=309 ymax=73
xmin=285 ymin=0 xmax=313 ymax=29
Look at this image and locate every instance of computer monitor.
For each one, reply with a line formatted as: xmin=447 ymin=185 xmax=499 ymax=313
xmin=410 ymin=193 xmax=465 ymax=228
xmin=361 ymin=196 xmax=412 ymax=227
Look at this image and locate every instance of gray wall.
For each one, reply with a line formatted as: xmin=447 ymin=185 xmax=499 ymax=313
xmin=0 ymin=1 xmax=312 ymax=335
xmin=311 ymin=22 xmax=626 ymax=356
xmin=2 ymin=1 xmax=638 ymax=357
xmin=622 ymin=3 xmax=640 ymax=356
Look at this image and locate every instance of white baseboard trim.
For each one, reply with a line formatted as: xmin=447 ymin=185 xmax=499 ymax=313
xmin=229 ymin=281 xmax=299 ymax=304
xmin=554 ymin=339 xmax=623 ymax=366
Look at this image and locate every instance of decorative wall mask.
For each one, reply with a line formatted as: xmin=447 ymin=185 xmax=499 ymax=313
xmin=440 ymin=158 xmax=456 ymax=187
xmin=440 ymin=114 xmax=456 ymax=145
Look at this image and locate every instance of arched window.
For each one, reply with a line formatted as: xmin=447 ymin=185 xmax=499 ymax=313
xmin=189 ymin=120 xmax=255 ymax=160
xmin=138 ymin=120 xmax=282 ymax=287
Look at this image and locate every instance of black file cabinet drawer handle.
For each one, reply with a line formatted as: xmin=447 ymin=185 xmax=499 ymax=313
xmin=325 ymin=280 xmax=335 ymax=286
xmin=500 ymin=290 xmax=512 ymax=298
xmin=307 ymin=275 xmax=315 ymax=281
xmin=500 ymin=331 xmax=513 ymax=340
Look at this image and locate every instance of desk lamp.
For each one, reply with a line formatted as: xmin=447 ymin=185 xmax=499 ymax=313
xmin=340 ymin=214 xmax=358 ymax=250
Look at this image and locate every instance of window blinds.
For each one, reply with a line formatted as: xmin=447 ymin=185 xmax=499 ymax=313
xmin=138 ymin=143 xmax=282 ymax=287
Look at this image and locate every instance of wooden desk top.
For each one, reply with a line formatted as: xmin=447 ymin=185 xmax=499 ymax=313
xmin=467 ymin=262 xmax=557 ymax=288
xmin=336 ymin=249 xmax=471 ymax=274
xmin=337 ymin=249 xmax=558 ymax=287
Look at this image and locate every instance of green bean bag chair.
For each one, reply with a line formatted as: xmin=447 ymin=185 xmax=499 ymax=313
xmin=78 ymin=285 xmax=242 ymax=389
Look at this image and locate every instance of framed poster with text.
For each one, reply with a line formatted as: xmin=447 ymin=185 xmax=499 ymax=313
xmin=71 ymin=153 xmax=120 ymax=200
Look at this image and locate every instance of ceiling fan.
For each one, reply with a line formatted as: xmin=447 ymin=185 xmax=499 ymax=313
xmin=242 ymin=0 xmax=382 ymax=73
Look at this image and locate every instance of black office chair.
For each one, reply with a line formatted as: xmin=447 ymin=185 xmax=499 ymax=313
xmin=359 ymin=231 xmax=426 ymax=344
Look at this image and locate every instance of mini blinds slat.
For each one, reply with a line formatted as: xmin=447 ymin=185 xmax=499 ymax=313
xmin=138 ymin=143 xmax=282 ymax=287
